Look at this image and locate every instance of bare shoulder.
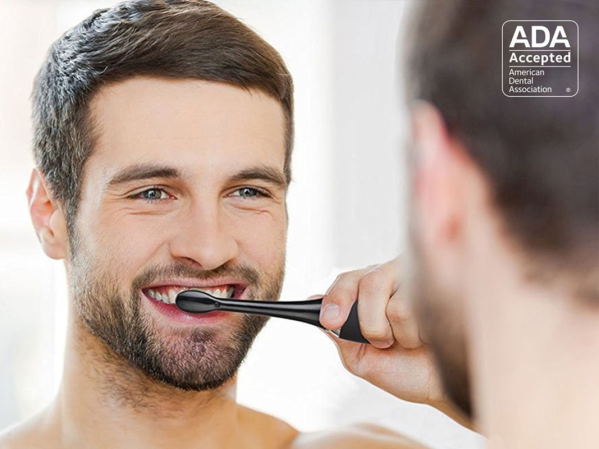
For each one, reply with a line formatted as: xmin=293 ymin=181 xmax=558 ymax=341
xmin=291 ymin=423 xmax=429 ymax=449
xmin=237 ymin=404 xmax=300 ymax=448
xmin=0 ymin=410 xmax=54 ymax=449
xmin=0 ymin=422 xmax=33 ymax=449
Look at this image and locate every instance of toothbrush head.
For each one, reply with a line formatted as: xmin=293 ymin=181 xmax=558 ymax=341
xmin=176 ymin=290 xmax=220 ymax=313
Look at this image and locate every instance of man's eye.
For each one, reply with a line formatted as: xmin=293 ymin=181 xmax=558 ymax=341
xmin=130 ymin=187 xmax=170 ymax=202
xmin=230 ymin=187 xmax=268 ymax=199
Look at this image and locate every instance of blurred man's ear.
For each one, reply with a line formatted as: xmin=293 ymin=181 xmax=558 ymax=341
xmin=26 ymin=168 xmax=69 ymax=260
xmin=410 ymin=102 xmax=476 ymax=274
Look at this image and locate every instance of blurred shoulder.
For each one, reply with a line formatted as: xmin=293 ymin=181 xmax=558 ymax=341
xmin=291 ymin=423 xmax=429 ymax=449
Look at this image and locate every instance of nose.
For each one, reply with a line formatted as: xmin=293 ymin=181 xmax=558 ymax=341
xmin=168 ymin=200 xmax=239 ymax=271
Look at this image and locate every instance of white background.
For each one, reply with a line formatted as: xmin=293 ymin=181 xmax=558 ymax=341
xmin=0 ymin=1 xmax=484 ymax=447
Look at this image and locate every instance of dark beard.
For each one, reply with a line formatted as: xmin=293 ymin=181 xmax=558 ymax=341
xmin=70 ymin=244 xmax=284 ymax=392
xmin=409 ymin=223 xmax=474 ymax=418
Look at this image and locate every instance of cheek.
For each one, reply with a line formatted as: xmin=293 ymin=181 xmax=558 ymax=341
xmin=230 ymin=209 xmax=287 ymax=267
xmin=85 ymin=210 xmax=168 ymax=276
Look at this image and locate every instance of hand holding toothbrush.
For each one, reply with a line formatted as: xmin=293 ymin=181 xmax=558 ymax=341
xmin=317 ymin=256 xmax=473 ymax=429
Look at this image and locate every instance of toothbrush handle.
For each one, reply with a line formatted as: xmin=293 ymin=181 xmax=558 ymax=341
xmin=216 ymin=297 xmax=369 ymax=344
xmin=337 ymin=301 xmax=369 ymax=344
xmin=217 ymin=298 xmax=324 ymax=328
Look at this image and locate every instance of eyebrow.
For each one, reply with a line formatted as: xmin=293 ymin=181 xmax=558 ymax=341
xmin=106 ymin=163 xmax=287 ymax=190
xmin=107 ymin=163 xmax=182 ymax=187
xmin=227 ymin=166 xmax=288 ymax=190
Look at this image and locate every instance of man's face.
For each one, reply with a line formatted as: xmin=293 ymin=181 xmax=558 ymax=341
xmin=406 ymin=132 xmax=473 ymax=418
xmin=408 ymin=230 xmax=472 ymax=417
xmin=68 ymin=77 xmax=288 ymax=391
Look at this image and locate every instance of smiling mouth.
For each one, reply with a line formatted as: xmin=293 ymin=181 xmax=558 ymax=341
xmin=142 ymin=285 xmax=236 ymax=305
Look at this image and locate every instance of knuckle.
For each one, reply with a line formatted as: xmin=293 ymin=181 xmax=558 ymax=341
xmin=333 ymin=269 xmax=361 ymax=284
xmin=361 ymin=324 xmax=392 ymax=342
xmin=326 ymin=287 xmax=352 ymax=304
xmin=361 ymin=269 xmax=383 ymax=287
xmin=328 ymin=281 xmax=358 ymax=303
xmin=333 ymin=273 xmax=345 ymax=283
xmin=387 ymin=299 xmax=410 ymax=323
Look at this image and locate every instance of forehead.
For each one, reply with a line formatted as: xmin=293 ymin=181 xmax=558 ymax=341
xmin=86 ymin=76 xmax=286 ymax=179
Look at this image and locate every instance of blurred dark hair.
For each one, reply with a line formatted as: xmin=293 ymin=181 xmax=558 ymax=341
xmin=407 ymin=0 xmax=598 ymax=299
xmin=32 ymin=0 xmax=294 ymax=228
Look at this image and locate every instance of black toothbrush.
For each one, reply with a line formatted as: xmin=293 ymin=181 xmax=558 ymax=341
xmin=175 ymin=290 xmax=369 ymax=344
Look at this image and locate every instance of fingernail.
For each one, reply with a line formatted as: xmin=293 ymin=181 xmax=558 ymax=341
xmin=372 ymin=340 xmax=394 ymax=349
xmin=321 ymin=304 xmax=340 ymax=323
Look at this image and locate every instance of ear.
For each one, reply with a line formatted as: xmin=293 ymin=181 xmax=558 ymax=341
xmin=410 ymin=102 xmax=470 ymax=265
xmin=26 ymin=168 xmax=69 ymax=260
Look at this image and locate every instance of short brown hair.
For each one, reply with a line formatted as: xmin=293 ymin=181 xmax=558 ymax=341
xmin=32 ymin=0 xmax=294 ymax=226
xmin=407 ymin=0 xmax=598 ymax=299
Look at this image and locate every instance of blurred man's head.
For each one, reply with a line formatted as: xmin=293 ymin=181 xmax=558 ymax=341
xmin=405 ymin=0 xmax=598 ymax=418
xmin=28 ymin=0 xmax=293 ymax=391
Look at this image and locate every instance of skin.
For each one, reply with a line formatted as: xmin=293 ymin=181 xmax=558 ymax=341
xmin=0 ymin=77 xmax=424 ymax=449
xmin=320 ymin=103 xmax=599 ymax=448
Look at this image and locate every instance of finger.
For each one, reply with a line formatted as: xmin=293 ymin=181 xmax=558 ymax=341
xmin=357 ymin=266 xmax=395 ymax=348
xmin=319 ymin=269 xmax=369 ymax=330
xmin=387 ymin=290 xmax=422 ymax=349
xmin=307 ymin=294 xmax=324 ymax=300
xmin=318 ymin=328 xmax=366 ymax=376
xmin=381 ymin=256 xmax=403 ymax=292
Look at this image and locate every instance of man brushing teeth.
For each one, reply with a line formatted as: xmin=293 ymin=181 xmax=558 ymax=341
xmin=2 ymin=1 xmax=423 ymax=448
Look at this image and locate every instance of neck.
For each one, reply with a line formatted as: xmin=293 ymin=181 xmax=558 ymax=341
xmin=467 ymin=216 xmax=599 ymax=448
xmin=46 ymin=305 xmax=251 ymax=449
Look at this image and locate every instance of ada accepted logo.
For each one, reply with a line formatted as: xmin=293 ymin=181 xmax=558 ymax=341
xmin=502 ymin=21 xmax=579 ymax=97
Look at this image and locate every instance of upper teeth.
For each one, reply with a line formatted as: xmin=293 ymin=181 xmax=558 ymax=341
xmin=146 ymin=286 xmax=235 ymax=304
